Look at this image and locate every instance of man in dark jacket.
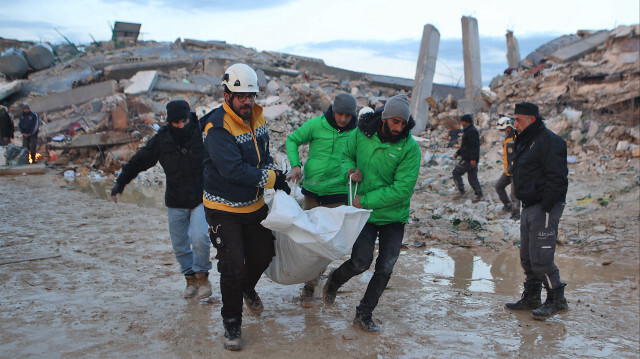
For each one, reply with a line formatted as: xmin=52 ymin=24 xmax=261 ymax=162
xmin=201 ymin=63 xmax=290 ymax=351
xmin=505 ymin=102 xmax=569 ymax=320
xmin=452 ymin=114 xmax=483 ymax=202
xmin=111 ymin=100 xmax=212 ymax=300
xmin=0 ymin=105 xmax=14 ymax=145
xmin=19 ymin=104 xmax=39 ymax=163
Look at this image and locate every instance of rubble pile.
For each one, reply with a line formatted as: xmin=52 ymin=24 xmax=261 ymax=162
xmin=1 ymin=25 xmax=638 ymax=253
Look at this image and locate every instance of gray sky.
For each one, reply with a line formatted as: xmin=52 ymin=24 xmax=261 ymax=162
xmin=2 ymin=0 xmax=638 ymax=85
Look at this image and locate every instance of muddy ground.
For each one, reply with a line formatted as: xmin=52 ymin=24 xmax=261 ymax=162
xmin=0 ymin=169 xmax=639 ymax=358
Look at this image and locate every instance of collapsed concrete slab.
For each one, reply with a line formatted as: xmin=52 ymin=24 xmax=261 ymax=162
xmin=29 ymin=80 xmax=117 ymax=113
xmin=461 ymin=16 xmax=482 ymax=100
xmin=0 ymin=163 xmax=46 ymax=176
xmin=48 ymin=132 xmax=139 ymax=150
xmin=411 ymin=24 xmax=440 ymax=132
xmin=551 ymin=30 xmax=611 ymax=63
xmin=124 ymin=70 xmax=158 ymax=95
xmin=153 ymin=78 xmax=211 ymax=93
xmin=24 ymin=43 xmax=55 ymax=71
xmin=103 ymin=58 xmax=197 ymax=80
xmin=0 ymin=80 xmax=27 ymax=102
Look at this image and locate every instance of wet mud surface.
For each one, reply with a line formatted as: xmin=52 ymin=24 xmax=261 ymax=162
xmin=1 ymin=174 xmax=638 ymax=358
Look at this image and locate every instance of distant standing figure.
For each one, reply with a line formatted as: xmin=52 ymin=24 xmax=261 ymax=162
xmin=19 ymin=104 xmax=39 ymax=162
xmin=494 ymin=116 xmax=520 ymax=220
xmin=505 ymin=102 xmax=569 ymax=320
xmin=111 ymin=100 xmax=213 ymax=301
xmin=0 ymin=106 xmax=14 ymax=145
xmin=452 ymin=114 xmax=483 ymax=202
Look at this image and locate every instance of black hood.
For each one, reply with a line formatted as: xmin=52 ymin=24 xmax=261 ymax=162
xmin=324 ymin=105 xmax=357 ymax=132
xmin=357 ymin=110 xmax=416 ymax=143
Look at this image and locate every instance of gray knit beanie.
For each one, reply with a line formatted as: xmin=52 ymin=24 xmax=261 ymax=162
xmin=333 ymin=93 xmax=356 ymax=115
xmin=382 ymin=94 xmax=411 ymax=121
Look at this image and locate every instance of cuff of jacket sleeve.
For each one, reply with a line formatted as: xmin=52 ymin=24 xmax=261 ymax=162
xmin=360 ymin=195 xmax=368 ymax=209
xmin=266 ymin=170 xmax=276 ymax=188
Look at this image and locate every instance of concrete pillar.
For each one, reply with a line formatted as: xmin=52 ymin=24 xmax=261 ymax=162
xmin=461 ymin=16 xmax=482 ymax=100
xmin=411 ymin=24 xmax=440 ymax=132
xmin=506 ymin=30 xmax=521 ymax=68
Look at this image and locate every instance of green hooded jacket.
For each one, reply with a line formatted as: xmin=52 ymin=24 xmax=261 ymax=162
xmin=342 ymin=111 xmax=421 ymax=225
xmin=286 ymin=108 xmax=357 ymax=196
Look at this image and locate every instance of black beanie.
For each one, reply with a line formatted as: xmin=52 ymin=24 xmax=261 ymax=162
xmin=514 ymin=102 xmax=545 ymax=121
xmin=166 ymin=100 xmax=191 ymax=123
xmin=461 ymin=114 xmax=473 ymax=123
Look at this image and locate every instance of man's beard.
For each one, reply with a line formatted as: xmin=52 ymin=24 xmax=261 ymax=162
xmin=231 ymin=100 xmax=253 ymax=122
xmin=383 ymin=121 xmax=401 ymax=142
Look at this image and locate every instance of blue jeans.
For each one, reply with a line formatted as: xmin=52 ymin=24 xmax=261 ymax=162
xmin=167 ymin=204 xmax=212 ymax=275
xmin=330 ymin=222 xmax=405 ymax=315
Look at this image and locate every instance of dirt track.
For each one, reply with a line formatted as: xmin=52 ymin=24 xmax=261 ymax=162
xmin=0 ymin=173 xmax=639 ymax=358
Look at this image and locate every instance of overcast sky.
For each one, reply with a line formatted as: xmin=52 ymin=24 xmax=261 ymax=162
xmin=2 ymin=0 xmax=638 ymax=85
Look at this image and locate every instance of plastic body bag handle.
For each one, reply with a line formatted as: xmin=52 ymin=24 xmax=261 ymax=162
xmin=348 ymin=174 xmax=358 ymax=207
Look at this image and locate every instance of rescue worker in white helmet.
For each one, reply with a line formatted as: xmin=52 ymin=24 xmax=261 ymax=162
xmin=495 ymin=116 xmax=520 ymax=220
xmin=200 ymin=63 xmax=290 ymax=351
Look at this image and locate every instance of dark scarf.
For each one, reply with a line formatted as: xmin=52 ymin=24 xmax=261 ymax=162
xmin=514 ymin=118 xmax=544 ymax=153
xmin=324 ymin=105 xmax=357 ymax=132
xmin=168 ymin=121 xmax=195 ymax=146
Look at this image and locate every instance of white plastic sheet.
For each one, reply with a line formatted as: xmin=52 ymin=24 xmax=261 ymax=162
xmin=262 ymin=190 xmax=371 ymax=284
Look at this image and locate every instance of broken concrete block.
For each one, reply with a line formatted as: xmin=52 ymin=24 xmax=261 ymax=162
xmin=262 ymin=104 xmax=288 ymax=119
xmin=111 ymin=101 xmax=129 ymax=130
xmin=24 ymin=43 xmax=55 ymax=71
xmin=124 ymin=70 xmax=158 ymax=95
xmin=29 ymin=80 xmax=117 ymax=113
xmin=551 ymin=30 xmax=611 ymax=63
xmin=0 ymin=49 xmax=28 ymax=79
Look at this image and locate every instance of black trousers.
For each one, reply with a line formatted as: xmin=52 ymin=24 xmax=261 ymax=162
xmin=452 ymin=160 xmax=483 ymax=196
xmin=520 ymin=202 xmax=565 ymax=289
xmin=22 ymin=134 xmax=38 ymax=162
xmin=204 ymin=205 xmax=275 ymax=319
xmin=330 ymin=222 xmax=405 ymax=315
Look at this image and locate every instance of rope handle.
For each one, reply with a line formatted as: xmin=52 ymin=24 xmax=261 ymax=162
xmin=348 ymin=173 xmax=358 ymax=207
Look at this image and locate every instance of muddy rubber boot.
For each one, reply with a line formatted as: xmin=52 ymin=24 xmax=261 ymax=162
xmin=505 ymin=282 xmax=542 ymax=310
xmin=183 ymin=275 xmax=199 ymax=298
xmin=353 ymin=310 xmax=380 ymax=333
xmin=195 ymin=272 xmax=212 ymax=299
xmin=322 ymin=269 xmax=341 ymax=305
xmin=532 ymin=284 xmax=568 ymax=320
xmin=222 ymin=317 xmax=242 ymax=351
xmin=300 ymin=284 xmax=316 ymax=308
xmin=243 ymin=289 xmax=264 ymax=314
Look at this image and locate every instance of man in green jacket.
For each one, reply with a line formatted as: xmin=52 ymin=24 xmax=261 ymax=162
xmin=322 ymin=94 xmax=421 ymax=332
xmin=286 ymin=93 xmax=357 ymax=307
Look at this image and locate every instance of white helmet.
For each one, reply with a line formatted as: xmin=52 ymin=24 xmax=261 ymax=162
xmin=221 ymin=63 xmax=259 ymax=93
xmin=358 ymin=106 xmax=374 ymax=120
xmin=497 ymin=116 xmax=515 ymax=130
